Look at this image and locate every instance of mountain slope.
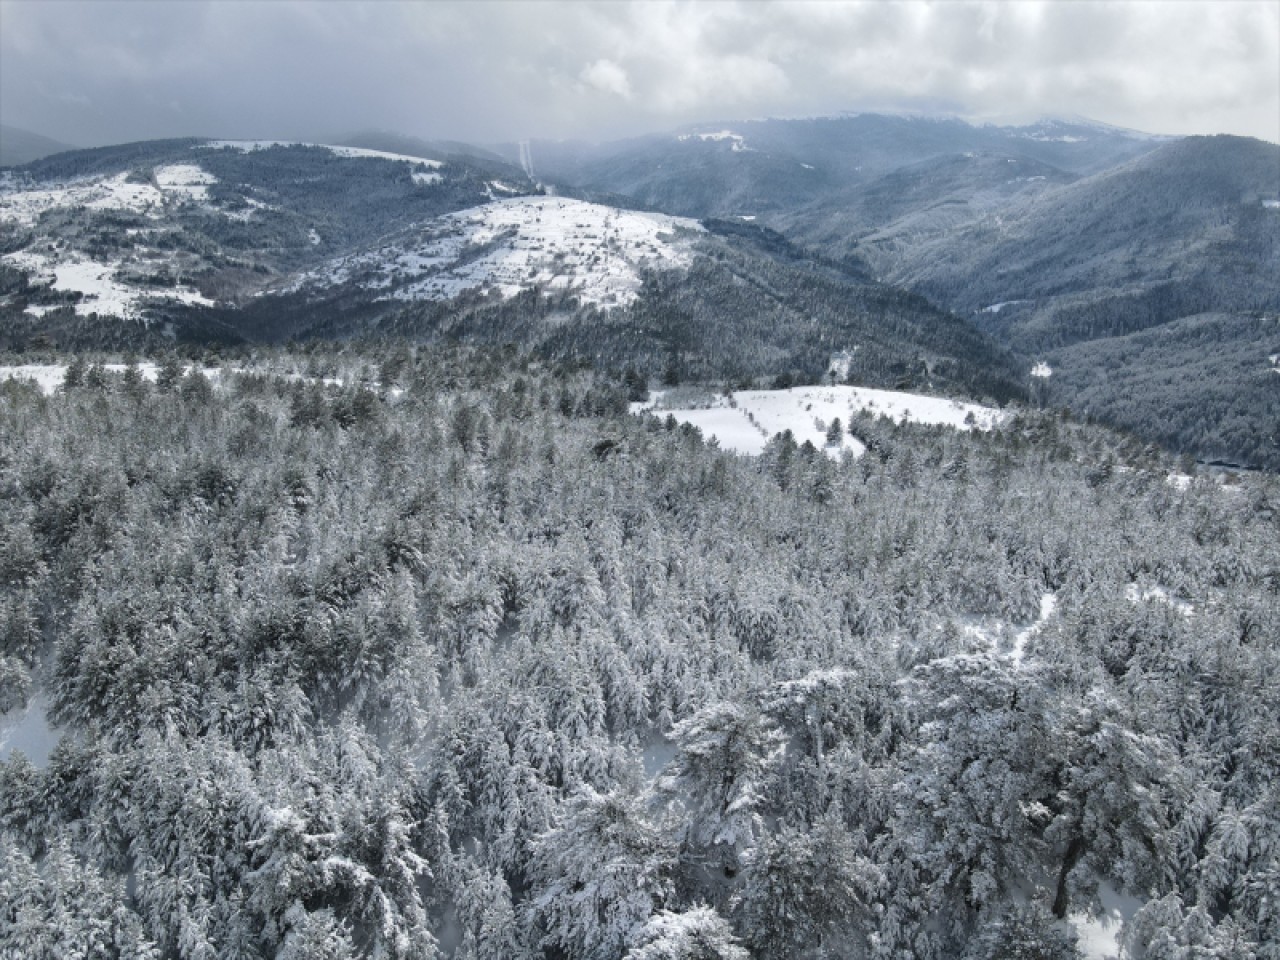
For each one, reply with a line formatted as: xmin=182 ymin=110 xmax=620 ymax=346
xmin=0 ymin=138 xmax=537 ymax=341
xmin=868 ymin=135 xmax=1280 ymax=352
xmin=513 ymin=113 xmax=1166 ymax=220
xmin=0 ymin=124 xmax=76 ymax=167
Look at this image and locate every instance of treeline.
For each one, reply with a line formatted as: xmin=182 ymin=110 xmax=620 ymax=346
xmin=0 ymin=344 xmax=1276 ymax=959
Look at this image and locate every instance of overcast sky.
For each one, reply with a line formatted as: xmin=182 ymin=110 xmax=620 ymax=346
xmin=2 ymin=0 xmax=1277 ymax=148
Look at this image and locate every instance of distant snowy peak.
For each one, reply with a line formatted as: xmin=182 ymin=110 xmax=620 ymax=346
xmin=204 ymin=140 xmax=444 ymax=168
xmin=296 ymin=195 xmax=704 ymax=308
xmin=677 ymin=130 xmax=750 ymax=151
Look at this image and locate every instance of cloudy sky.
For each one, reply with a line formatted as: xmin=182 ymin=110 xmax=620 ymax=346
xmin=2 ymin=0 xmax=1277 ymax=147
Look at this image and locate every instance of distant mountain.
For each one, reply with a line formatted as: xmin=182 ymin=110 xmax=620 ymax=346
xmin=508 ymin=113 xmax=1167 ymax=219
xmin=0 ymin=124 xmax=76 ymax=167
xmin=861 ymin=135 xmax=1280 ymax=352
xmin=1037 ymin=312 xmax=1280 ymax=470
xmin=0 ymin=138 xmax=537 ymax=344
xmin=334 ymin=130 xmax=525 ymax=178
xmin=0 ymin=135 xmax=1024 ymax=401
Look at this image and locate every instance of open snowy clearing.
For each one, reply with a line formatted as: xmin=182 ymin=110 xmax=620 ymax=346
xmin=636 ymin=384 xmax=1004 ymax=458
xmin=298 ymin=195 xmax=703 ymax=308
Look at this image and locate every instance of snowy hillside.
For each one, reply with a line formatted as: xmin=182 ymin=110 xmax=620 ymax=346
xmin=0 ymin=164 xmax=218 ymax=227
xmin=0 ymin=162 xmax=242 ymax=319
xmin=296 ymin=195 xmax=704 ymax=308
xmin=642 ymin=384 xmax=1004 ymax=457
xmin=205 ymin=140 xmax=444 ymax=168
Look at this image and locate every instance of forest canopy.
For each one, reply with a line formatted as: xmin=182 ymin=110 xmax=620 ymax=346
xmin=0 ymin=345 xmax=1276 ymax=959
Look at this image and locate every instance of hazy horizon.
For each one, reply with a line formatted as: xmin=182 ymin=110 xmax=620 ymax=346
xmin=2 ymin=0 xmax=1277 ymax=151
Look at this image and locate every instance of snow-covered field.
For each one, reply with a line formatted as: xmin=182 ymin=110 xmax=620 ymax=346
xmin=1031 ymin=361 xmax=1053 ymax=378
xmin=299 ymin=195 xmax=703 ymax=308
xmin=637 ymin=384 xmax=1004 ymax=458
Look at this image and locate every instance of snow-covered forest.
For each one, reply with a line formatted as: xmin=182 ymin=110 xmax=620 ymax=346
xmin=0 ymin=347 xmax=1276 ymax=959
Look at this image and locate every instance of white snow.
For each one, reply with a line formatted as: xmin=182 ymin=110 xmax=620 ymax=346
xmin=412 ymin=171 xmax=443 ymax=186
xmin=1070 ymin=883 xmax=1145 ymax=960
xmin=1010 ymin=593 xmax=1057 ymax=663
xmin=0 ymin=172 xmax=162 ymax=226
xmin=1031 ymin=361 xmax=1053 ymax=378
xmin=828 ymin=349 xmax=857 ymax=381
xmin=982 ymin=300 xmax=1030 ymax=314
xmin=205 ymin=140 xmax=442 ymax=168
xmin=0 ymin=165 xmax=225 ymax=227
xmin=645 ymin=384 xmax=1004 ymax=459
xmin=153 ymin=164 xmax=217 ymax=202
xmin=1126 ymin=583 xmax=1194 ymax=617
xmin=298 ymin=195 xmax=703 ymax=308
xmin=4 ymin=248 xmax=213 ymax=319
xmin=0 ymin=363 xmax=224 ymax=394
xmin=0 ymin=693 xmax=58 ymax=768
xmin=1263 ymin=200 xmax=1280 ymax=210
xmin=665 ymin=406 xmax=771 ymax=455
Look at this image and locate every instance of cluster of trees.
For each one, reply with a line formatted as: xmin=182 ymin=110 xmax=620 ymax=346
xmin=0 ymin=345 xmax=1276 ymax=959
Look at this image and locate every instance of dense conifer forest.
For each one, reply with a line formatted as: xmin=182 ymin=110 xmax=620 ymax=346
xmin=1 ymin=346 xmax=1276 ymax=958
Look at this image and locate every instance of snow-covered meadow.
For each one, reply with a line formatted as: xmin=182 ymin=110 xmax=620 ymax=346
xmin=638 ymin=383 xmax=1005 ymax=458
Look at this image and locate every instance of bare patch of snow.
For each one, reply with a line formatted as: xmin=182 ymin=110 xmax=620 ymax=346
xmin=0 ymin=693 xmax=58 ymax=768
xmin=1070 ymin=883 xmax=1144 ymax=960
xmin=1126 ymin=583 xmax=1194 ymax=617
xmin=154 ymin=164 xmax=217 ymax=202
xmin=1031 ymin=361 xmax=1053 ymax=378
xmin=1010 ymin=594 xmax=1057 ymax=663
xmin=982 ymin=299 xmax=1030 ymax=314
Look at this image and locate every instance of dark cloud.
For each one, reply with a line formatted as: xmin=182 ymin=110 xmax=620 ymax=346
xmin=2 ymin=0 xmax=1276 ymax=148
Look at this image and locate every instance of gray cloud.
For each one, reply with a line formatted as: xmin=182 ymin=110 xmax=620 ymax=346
xmin=2 ymin=0 xmax=1276 ymax=148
